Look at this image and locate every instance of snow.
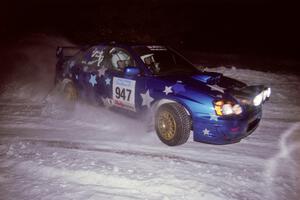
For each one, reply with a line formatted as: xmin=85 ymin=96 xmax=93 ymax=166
xmin=0 ymin=36 xmax=300 ymax=200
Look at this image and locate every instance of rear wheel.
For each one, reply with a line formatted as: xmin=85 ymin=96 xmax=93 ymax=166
xmin=42 ymin=79 xmax=77 ymax=118
xmin=63 ymin=81 xmax=78 ymax=102
xmin=155 ymin=103 xmax=191 ymax=146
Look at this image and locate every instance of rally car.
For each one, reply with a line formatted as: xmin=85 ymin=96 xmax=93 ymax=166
xmin=55 ymin=42 xmax=271 ymax=146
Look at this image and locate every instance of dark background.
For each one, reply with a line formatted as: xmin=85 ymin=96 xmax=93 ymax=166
xmin=0 ymin=0 xmax=299 ymax=72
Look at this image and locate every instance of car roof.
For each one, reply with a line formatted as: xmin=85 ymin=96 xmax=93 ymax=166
xmin=93 ymin=41 xmax=166 ymax=48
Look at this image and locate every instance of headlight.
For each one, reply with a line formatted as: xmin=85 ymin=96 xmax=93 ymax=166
xmin=253 ymin=92 xmax=263 ymax=106
xmin=232 ymin=104 xmax=243 ymax=115
xmin=214 ymin=100 xmax=242 ymax=116
xmin=222 ymin=104 xmax=233 ymax=115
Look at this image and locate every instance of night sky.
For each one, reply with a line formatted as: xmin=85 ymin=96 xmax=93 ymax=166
xmin=0 ymin=0 xmax=299 ymax=61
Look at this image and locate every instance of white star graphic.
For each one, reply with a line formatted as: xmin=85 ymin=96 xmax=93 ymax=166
xmin=89 ymin=74 xmax=97 ymax=87
xmin=207 ymin=84 xmax=226 ymax=93
xmin=105 ymin=78 xmax=111 ymax=85
xmin=209 ymin=114 xmax=218 ymax=121
xmin=163 ymin=86 xmax=173 ymax=95
xmin=140 ymin=90 xmax=154 ymax=108
xmin=98 ymin=67 xmax=107 ymax=77
xmin=203 ymin=128 xmax=210 ymax=136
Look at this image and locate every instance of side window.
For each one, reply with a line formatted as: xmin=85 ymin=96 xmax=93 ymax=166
xmin=107 ymin=47 xmax=135 ymax=72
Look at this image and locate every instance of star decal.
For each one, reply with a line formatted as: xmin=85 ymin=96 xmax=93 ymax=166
xmin=207 ymin=84 xmax=226 ymax=93
xmin=89 ymin=74 xmax=97 ymax=87
xmin=163 ymin=86 xmax=173 ymax=95
xmin=172 ymin=83 xmax=185 ymax=94
xmin=98 ymin=67 xmax=107 ymax=77
xmin=209 ymin=114 xmax=218 ymax=121
xmin=105 ymin=78 xmax=111 ymax=85
xmin=140 ymin=90 xmax=154 ymax=108
xmin=202 ymin=128 xmax=210 ymax=136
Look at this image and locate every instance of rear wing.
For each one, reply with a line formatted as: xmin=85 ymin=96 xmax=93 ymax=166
xmin=56 ymin=46 xmax=82 ymax=58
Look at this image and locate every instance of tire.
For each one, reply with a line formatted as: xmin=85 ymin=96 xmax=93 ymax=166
xmin=63 ymin=81 xmax=78 ymax=102
xmin=155 ymin=103 xmax=191 ymax=146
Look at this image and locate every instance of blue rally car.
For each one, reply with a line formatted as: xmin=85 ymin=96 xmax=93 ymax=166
xmin=55 ymin=42 xmax=271 ymax=146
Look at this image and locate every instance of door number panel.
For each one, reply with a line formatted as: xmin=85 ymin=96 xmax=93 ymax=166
xmin=113 ymin=77 xmax=136 ymax=111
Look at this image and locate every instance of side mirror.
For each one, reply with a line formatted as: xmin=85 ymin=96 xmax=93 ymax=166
xmin=124 ymin=66 xmax=141 ymax=76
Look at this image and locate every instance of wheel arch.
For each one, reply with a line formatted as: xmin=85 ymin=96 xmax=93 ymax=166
xmin=152 ymin=98 xmax=192 ymax=117
xmin=59 ymin=78 xmax=73 ymax=91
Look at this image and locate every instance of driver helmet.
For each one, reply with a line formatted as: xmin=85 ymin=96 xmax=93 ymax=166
xmin=111 ymin=51 xmax=130 ymax=70
xmin=140 ymin=53 xmax=154 ymax=65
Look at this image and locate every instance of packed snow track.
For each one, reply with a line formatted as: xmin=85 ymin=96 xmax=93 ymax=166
xmin=0 ymin=36 xmax=299 ymax=200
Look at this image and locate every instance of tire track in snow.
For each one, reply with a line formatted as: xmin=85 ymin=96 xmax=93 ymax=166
xmin=3 ymin=138 xmax=212 ymax=166
xmin=264 ymin=122 xmax=300 ymax=200
xmin=13 ymin=160 xmax=220 ymax=200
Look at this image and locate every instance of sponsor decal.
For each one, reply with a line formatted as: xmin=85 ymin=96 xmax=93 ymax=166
xmin=88 ymin=48 xmax=104 ymax=66
xmin=147 ymin=45 xmax=167 ymax=51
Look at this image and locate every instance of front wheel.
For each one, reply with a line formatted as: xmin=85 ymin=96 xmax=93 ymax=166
xmin=155 ymin=103 xmax=191 ymax=146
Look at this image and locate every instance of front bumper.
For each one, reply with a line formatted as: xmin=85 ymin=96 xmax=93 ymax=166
xmin=192 ymin=108 xmax=262 ymax=144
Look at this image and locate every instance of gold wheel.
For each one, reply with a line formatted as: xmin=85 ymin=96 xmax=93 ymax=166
xmin=155 ymin=103 xmax=191 ymax=146
xmin=157 ymin=110 xmax=177 ymax=141
xmin=64 ymin=83 xmax=77 ymax=101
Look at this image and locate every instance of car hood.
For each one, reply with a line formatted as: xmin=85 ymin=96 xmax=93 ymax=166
xmin=156 ymin=71 xmax=246 ymax=96
xmin=154 ymin=70 xmax=268 ymax=106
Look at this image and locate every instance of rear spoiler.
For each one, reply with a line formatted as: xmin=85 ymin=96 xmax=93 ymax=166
xmin=56 ymin=46 xmax=82 ymax=58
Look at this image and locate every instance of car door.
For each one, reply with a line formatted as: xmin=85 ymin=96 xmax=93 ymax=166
xmin=73 ymin=45 xmax=107 ymax=102
xmin=103 ymin=46 xmax=146 ymax=113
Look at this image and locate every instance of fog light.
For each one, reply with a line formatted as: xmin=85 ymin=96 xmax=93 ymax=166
xmin=253 ymin=92 xmax=263 ymax=106
xmin=266 ymin=87 xmax=271 ymax=98
xmin=263 ymin=90 xmax=268 ymax=101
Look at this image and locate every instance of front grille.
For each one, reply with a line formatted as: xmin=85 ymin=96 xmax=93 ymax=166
xmin=247 ymin=118 xmax=260 ymax=132
xmin=243 ymin=104 xmax=260 ymax=114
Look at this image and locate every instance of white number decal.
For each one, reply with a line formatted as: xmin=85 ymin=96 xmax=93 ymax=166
xmin=115 ymin=87 xmax=132 ymax=101
xmin=113 ymin=77 xmax=136 ymax=111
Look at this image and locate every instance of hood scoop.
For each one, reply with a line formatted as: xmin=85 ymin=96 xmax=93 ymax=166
xmin=192 ymin=72 xmax=223 ymax=85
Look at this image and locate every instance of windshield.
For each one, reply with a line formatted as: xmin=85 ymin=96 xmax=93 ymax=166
xmin=132 ymin=45 xmax=199 ymax=75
